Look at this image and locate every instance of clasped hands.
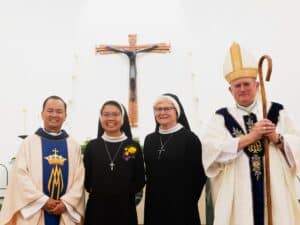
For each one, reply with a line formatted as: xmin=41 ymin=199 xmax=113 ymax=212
xmin=43 ymin=198 xmax=66 ymax=215
xmin=250 ymin=119 xmax=278 ymax=143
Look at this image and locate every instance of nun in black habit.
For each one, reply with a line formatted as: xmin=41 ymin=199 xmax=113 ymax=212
xmin=143 ymin=93 xmax=207 ymax=225
xmin=83 ymin=100 xmax=145 ymax=225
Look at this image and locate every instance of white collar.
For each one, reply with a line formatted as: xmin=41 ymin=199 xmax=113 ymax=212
xmin=236 ymin=100 xmax=258 ymax=114
xmin=102 ymin=132 xmax=127 ymax=143
xmin=43 ymin=128 xmax=62 ymax=136
xmin=159 ymin=123 xmax=183 ymax=134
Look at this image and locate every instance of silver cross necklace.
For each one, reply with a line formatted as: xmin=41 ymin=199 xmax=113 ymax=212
xmin=157 ymin=134 xmax=173 ymax=159
xmin=103 ymin=141 xmax=123 ymax=171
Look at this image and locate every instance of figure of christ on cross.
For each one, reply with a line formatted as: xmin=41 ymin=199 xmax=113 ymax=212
xmin=96 ymin=34 xmax=170 ymax=127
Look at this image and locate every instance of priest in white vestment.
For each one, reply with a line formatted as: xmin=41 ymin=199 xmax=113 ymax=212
xmin=0 ymin=96 xmax=85 ymax=225
xmin=202 ymin=43 xmax=300 ymax=225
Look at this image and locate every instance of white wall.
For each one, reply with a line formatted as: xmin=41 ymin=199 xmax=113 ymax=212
xmin=1 ymin=0 xmax=300 ymax=200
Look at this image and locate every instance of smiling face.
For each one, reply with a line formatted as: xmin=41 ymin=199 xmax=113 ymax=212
xmin=229 ymin=77 xmax=259 ymax=106
xmin=100 ymin=104 xmax=123 ymax=136
xmin=41 ymin=98 xmax=66 ymax=133
xmin=154 ymin=100 xmax=177 ymax=130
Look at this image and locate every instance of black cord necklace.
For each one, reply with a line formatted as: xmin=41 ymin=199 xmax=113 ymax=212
xmin=103 ymin=141 xmax=124 ymax=171
xmin=157 ymin=134 xmax=173 ymax=159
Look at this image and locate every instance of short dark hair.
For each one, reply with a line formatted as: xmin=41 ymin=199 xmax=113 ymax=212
xmin=42 ymin=95 xmax=67 ymax=111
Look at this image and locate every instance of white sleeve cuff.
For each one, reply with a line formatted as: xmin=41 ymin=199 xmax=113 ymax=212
xmin=215 ymin=138 xmax=242 ymax=163
xmin=62 ymin=200 xmax=81 ymax=223
xmin=20 ymin=195 xmax=49 ymax=219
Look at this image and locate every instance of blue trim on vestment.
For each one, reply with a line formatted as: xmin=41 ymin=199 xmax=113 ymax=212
xmin=36 ymin=128 xmax=69 ymax=225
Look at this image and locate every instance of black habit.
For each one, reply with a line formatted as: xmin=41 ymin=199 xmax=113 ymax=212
xmin=143 ymin=127 xmax=206 ymax=225
xmin=83 ymin=137 xmax=145 ymax=225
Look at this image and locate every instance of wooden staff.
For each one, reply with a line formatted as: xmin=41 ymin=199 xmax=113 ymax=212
xmin=258 ymin=55 xmax=272 ymax=225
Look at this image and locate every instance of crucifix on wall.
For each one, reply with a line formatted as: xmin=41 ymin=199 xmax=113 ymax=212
xmin=96 ymin=34 xmax=171 ymax=127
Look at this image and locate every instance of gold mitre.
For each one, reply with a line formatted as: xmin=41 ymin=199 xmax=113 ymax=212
xmin=223 ymin=42 xmax=258 ymax=83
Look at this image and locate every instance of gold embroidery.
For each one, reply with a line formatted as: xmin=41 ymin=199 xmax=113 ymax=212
xmin=232 ymin=127 xmax=243 ymax=137
xmin=44 ymin=148 xmax=67 ymax=199
xmin=251 ymin=154 xmax=263 ymax=180
xmin=248 ymin=141 xmax=263 ymax=154
xmin=245 ymin=116 xmax=255 ymax=130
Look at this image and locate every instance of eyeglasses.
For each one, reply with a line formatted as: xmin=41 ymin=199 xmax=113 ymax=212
xmin=102 ymin=112 xmax=121 ymax=118
xmin=154 ymin=107 xmax=175 ymax=113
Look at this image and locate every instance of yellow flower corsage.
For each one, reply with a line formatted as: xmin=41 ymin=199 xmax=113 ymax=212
xmin=123 ymin=145 xmax=137 ymax=161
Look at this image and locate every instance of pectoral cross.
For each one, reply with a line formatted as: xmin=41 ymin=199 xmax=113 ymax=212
xmin=109 ymin=162 xmax=115 ymax=171
xmin=96 ymin=34 xmax=171 ymax=127
xmin=157 ymin=148 xmax=165 ymax=160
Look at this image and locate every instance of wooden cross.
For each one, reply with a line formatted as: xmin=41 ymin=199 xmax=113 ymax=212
xmin=95 ymin=34 xmax=171 ymax=127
